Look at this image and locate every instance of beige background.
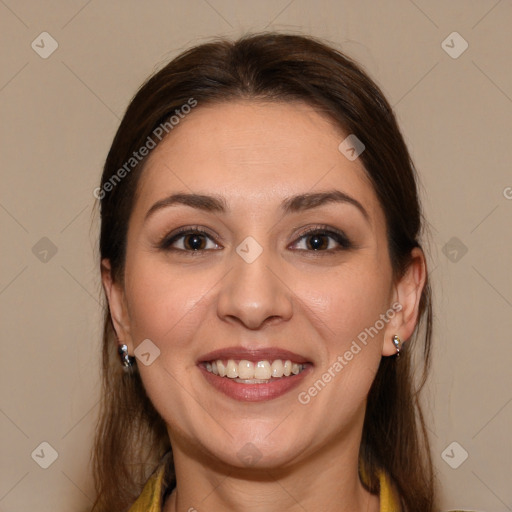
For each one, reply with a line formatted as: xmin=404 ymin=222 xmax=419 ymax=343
xmin=1 ymin=1 xmax=511 ymax=511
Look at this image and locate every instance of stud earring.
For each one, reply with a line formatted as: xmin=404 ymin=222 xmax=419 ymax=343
xmin=118 ymin=344 xmax=135 ymax=370
xmin=391 ymin=335 xmax=402 ymax=357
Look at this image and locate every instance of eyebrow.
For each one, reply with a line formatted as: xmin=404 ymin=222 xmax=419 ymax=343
xmin=144 ymin=190 xmax=370 ymax=223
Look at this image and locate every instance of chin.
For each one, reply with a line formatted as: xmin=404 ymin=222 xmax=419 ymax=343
xmin=197 ymin=428 xmax=311 ymax=471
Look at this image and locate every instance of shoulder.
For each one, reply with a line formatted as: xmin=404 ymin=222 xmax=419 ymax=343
xmin=127 ymin=457 xmax=168 ymax=512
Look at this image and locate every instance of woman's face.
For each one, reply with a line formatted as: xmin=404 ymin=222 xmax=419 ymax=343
xmin=106 ymin=100 xmax=408 ymax=470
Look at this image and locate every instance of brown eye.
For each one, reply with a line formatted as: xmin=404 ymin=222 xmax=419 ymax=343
xmin=159 ymin=228 xmax=221 ymax=252
xmin=304 ymin=233 xmax=330 ymax=250
xmin=291 ymin=227 xmax=353 ymax=252
xmin=181 ymin=233 xmax=208 ymax=251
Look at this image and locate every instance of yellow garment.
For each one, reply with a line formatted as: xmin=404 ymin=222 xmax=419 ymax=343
xmin=128 ymin=459 xmax=401 ymax=512
xmin=127 ymin=451 xmax=480 ymax=512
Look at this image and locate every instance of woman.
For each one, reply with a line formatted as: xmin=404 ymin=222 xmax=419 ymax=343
xmin=91 ymin=32 xmax=472 ymax=512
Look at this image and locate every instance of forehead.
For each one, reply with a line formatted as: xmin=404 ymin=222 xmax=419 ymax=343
xmin=134 ymin=100 xmax=382 ymax=223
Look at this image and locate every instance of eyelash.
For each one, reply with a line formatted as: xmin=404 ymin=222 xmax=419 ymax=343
xmin=158 ymin=224 xmax=353 ymax=254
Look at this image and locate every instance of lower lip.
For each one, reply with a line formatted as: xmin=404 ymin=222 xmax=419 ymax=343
xmin=198 ymin=364 xmax=312 ymax=402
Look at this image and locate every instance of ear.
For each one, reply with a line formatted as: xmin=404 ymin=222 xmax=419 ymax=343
xmin=382 ymin=247 xmax=427 ymax=356
xmin=101 ymin=258 xmax=134 ymax=355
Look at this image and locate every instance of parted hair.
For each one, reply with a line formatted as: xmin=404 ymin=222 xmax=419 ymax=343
xmin=92 ymin=32 xmax=436 ymax=512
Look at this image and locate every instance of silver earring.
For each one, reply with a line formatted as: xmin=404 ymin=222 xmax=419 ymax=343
xmin=118 ymin=344 xmax=135 ymax=370
xmin=392 ymin=335 xmax=402 ymax=357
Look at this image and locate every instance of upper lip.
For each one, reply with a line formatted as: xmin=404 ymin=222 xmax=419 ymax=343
xmin=198 ymin=346 xmax=310 ymax=364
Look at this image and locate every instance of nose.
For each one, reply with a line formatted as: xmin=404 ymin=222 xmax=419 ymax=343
xmin=216 ymin=245 xmax=293 ymax=330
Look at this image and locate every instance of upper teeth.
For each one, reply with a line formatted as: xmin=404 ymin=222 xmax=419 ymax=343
xmin=205 ymin=359 xmax=304 ymax=380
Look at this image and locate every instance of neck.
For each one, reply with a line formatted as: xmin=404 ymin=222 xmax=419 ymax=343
xmin=163 ymin=430 xmax=380 ymax=512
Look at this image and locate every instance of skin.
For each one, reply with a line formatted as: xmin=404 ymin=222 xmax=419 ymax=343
xmin=102 ymin=100 xmax=426 ymax=512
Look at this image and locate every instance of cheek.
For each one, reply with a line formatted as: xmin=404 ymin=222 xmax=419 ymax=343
xmin=124 ymin=255 xmax=210 ymax=345
xmin=297 ymin=262 xmax=392 ymax=346
xmin=293 ymin=267 xmax=389 ymax=425
xmin=293 ymin=260 xmax=392 ymax=407
xmin=122 ymin=257 xmax=211 ymax=433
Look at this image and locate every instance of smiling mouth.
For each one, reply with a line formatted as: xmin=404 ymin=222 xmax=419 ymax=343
xmin=203 ymin=358 xmax=307 ymax=383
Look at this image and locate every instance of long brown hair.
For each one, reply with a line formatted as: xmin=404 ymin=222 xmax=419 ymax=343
xmin=92 ymin=32 xmax=436 ymax=511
